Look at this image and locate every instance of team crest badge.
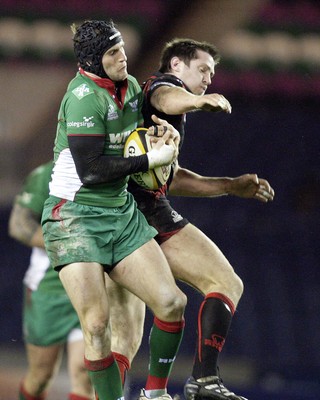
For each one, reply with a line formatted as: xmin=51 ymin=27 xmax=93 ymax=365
xmin=72 ymin=84 xmax=92 ymax=99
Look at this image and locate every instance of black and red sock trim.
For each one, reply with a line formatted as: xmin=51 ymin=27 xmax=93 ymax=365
xmin=205 ymin=292 xmax=235 ymax=315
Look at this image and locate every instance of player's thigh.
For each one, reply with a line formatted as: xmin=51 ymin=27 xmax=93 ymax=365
xmin=110 ymin=239 xmax=185 ymax=317
xmin=59 ymin=262 xmax=109 ymax=321
xmin=161 ymin=224 xmax=238 ymax=294
xmin=26 ymin=342 xmax=63 ymax=376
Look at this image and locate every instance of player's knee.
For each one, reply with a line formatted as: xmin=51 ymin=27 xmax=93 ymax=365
xmin=82 ymin=313 xmax=109 ymax=340
xmin=32 ymin=368 xmax=55 ymax=390
xmin=232 ymin=273 xmax=244 ymax=299
xmin=207 ymin=269 xmax=244 ymax=306
xmin=158 ymin=290 xmax=187 ymax=320
xmin=223 ymin=272 xmax=244 ymax=306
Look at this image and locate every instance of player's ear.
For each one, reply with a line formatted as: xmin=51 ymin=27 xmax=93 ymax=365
xmin=170 ymin=56 xmax=181 ymax=72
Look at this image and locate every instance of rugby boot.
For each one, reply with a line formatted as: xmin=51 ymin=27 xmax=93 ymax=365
xmin=138 ymin=389 xmax=173 ymax=400
xmin=184 ymin=376 xmax=248 ymax=400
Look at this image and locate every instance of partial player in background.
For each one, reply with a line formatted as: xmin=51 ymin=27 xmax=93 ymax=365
xmin=123 ymin=38 xmax=274 ymax=400
xmin=8 ymin=161 xmax=94 ymax=400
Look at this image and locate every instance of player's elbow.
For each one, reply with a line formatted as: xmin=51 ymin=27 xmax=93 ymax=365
xmin=80 ymin=173 xmax=97 ymax=185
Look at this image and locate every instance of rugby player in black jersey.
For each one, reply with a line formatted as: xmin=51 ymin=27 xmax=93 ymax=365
xmin=124 ymin=38 xmax=273 ymax=400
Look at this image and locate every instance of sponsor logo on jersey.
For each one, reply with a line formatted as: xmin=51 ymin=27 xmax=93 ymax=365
xmin=67 ymin=116 xmax=95 ymax=128
xmin=72 ymin=84 xmax=92 ymax=99
xmin=109 ymin=130 xmax=132 ymax=149
xmin=171 ymin=210 xmax=183 ymax=223
xmin=129 ymin=99 xmax=138 ymax=113
xmin=107 ymin=104 xmax=118 ymax=121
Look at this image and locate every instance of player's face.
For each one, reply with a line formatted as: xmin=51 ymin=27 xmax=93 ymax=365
xmin=179 ymin=50 xmax=215 ymax=95
xmin=102 ymin=41 xmax=128 ymax=81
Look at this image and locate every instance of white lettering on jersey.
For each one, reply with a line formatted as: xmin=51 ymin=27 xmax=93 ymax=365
xmin=67 ymin=116 xmax=95 ymax=128
xmin=109 ymin=130 xmax=132 ymax=145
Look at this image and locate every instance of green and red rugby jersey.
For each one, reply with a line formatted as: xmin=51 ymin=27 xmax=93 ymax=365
xmin=50 ymin=70 xmax=143 ymax=207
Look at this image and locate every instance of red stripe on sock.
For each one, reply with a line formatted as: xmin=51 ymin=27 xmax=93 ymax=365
xmin=154 ymin=317 xmax=185 ymax=333
xmin=19 ymin=382 xmax=46 ymax=400
xmin=145 ymin=375 xmax=169 ymax=390
xmin=68 ymin=394 xmax=91 ymax=400
xmin=84 ymin=354 xmax=115 ymax=371
xmin=197 ymin=299 xmax=206 ymax=362
xmin=112 ymin=352 xmax=130 ymax=370
xmin=112 ymin=352 xmax=130 ymax=384
xmin=206 ymin=292 xmax=236 ymax=315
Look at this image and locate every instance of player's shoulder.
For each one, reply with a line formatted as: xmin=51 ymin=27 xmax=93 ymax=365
xmin=144 ymin=72 xmax=184 ymax=93
xmin=66 ymin=72 xmax=97 ymax=103
xmin=159 ymin=73 xmax=184 ymax=86
xmin=71 ymin=80 xmax=96 ymax=100
xmin=127 ymin=74 xmax=142 ymax=93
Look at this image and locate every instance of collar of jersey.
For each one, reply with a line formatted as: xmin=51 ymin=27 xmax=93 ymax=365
xmin=79 ymin=67 xmax=128 ymax=109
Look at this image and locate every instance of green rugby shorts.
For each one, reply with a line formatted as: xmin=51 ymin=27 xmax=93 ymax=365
xmin=23 ymin=286 xmax=81 ymax=346
xmin=42 ymin=193 xmax=157 ymax=272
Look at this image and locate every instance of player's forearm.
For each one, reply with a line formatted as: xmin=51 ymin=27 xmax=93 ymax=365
xmin=169 ymin=168 xmax=231 ymax=197
xmin=68 ymin=135 xmax=149 ymax=184
xmin=8 ymin=204 xmax=45 ymax=248
xmin=152 ymin=86 xmax=200 ymax=115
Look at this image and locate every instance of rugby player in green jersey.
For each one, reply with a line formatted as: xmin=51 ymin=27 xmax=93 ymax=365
xmin=41 ymin=20 xmax=186 ymax=400
xmin=9 ymin=161 xmax=94 ymax=400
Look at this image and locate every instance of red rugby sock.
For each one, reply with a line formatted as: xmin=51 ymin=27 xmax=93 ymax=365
xmin=19 ymin=382 xmax=46 ymax=400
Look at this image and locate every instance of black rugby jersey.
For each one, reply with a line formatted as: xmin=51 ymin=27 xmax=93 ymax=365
xmin=142 ymin=72 xmax=188 ymax=151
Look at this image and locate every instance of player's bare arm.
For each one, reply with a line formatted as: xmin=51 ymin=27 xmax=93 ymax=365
xmin=169 ymin=168 xmax=274 ymax=203
xmin=151 ymin=85 xmax=231 ymax=115
xmin=194 ymin=93 xmax=232 ymax=114
xmin=8 ymin=203 xmax=45 ymax=247
xmin=169 ymin=166 xmax=229 ymax=197
xmin=151 ymin=86 xmax=203 ymax=115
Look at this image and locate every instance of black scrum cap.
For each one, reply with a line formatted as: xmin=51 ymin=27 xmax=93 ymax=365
xmin=73 ymin=20 xmax=122 ymax=78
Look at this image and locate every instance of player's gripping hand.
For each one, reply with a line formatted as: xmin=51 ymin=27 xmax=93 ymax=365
xmin=147 ymin=131 xmax=178 ymax=169
xmin=147 ymin=114 xmax=180 ymax=148
xmin=195 ymin=93 xmax=232 ymax=114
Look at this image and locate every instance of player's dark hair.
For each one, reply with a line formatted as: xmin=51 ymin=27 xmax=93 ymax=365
xmin=159 ymin=38 xmax=220 ymax=73
xmin=71 ymin=19 xmax=122 ymax=78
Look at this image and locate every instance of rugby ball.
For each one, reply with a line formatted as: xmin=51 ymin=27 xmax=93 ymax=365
xmin=124 ymin=127 xmax=171 ymax=190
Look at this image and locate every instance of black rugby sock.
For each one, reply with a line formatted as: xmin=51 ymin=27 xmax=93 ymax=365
xmin=192 ymin=293 xmax=233 ymax=379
